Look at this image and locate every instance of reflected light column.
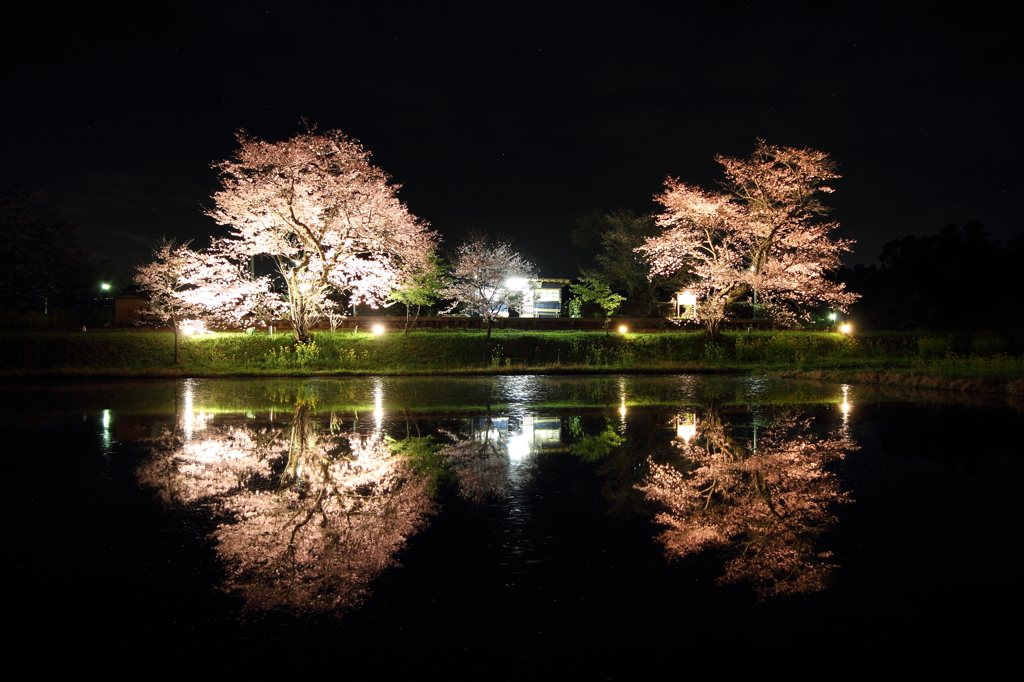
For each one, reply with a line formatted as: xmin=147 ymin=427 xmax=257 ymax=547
xmin=839 ymin=384 xmax=852 ymax=433
xmin=372 ymin=377 xmax=385 ymax=436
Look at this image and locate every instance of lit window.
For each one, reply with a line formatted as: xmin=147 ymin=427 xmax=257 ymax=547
xmin=537 ymin=288 xmax=560 ymax=302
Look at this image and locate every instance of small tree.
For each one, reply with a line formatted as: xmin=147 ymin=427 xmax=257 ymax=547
xmin=134 ymin=239 xmax=209 ymax=364
xmin=639 ymin=141 xmax=858 ymax=340
xmin=569 ymin=275 xmax=625 ymax=335
xmin=388 ymin=248 xmax=449 ymax=334
xmin=135 ymin=238 xmax=276 ymax=363
xmin=442 ymin=235 xmax=536 ymax=339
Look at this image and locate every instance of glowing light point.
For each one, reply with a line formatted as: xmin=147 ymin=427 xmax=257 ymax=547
xmin=618 ymin=325 xmax=628 ymax=334
xmin=372 ymin=324 xmax=385 ymax=335
xmin=840 ymin=324 xmax=852 ymax=334
xmin=505 ymin=277 xmax=527 ymax=290
xmin=180 ymin=320 xmax=210 ymax=337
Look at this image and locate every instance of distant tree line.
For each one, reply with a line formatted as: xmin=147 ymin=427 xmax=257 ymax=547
xmin=839 ymin=221 xmax=1023 ymax=330
xmin=0 ymin=186 xmax=106 ymax=325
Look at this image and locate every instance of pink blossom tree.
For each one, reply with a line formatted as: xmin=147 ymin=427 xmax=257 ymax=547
xmin=442 ymin=234 xmax=536 ymax=339
xmin=639 ymin=141 xmax=858 ymax=339
xmin=209 ymin=127 xmax=437 ymax=344
xmin=134 ymin=238 xmax=277 ymax=363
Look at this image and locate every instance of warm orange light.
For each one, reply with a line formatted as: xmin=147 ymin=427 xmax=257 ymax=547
xmin=618 ymin=325 xmax=628 ymax=333
xmin=840 ymin=324 xmax=852 ymax=334
xmin=372 ymin=324 xmax=385 ymax=335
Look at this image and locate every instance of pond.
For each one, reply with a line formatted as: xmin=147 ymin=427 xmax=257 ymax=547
xmin=2 ymin=375 xmax=1020 ymax=673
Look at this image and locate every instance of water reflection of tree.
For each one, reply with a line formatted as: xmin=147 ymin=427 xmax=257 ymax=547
xmin=569 ymin=413 xmax=680 ymax=517
xmin=640 ymin=407 xmax=853 ymax=598
xmin=137 ymin=405 xmax=434 ymax=615
xmin=437 ymin=422 xmax=511 ymax=503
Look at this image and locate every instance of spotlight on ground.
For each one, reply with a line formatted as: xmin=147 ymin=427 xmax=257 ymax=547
xmin=372 ymin=324 xmax=385 ymax=335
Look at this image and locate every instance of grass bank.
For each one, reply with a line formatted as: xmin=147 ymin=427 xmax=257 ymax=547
xmin=2 ymin=329 xmax=1023 ymax=392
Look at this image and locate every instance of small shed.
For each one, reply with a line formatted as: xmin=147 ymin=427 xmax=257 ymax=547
xmin=521 ymin=279 xmax=570 ymax=318
xmin=114 ymin=293 xmax=151 ymax=325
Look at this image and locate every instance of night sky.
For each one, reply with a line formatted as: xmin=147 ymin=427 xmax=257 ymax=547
xmin=4 ymin=1 xmax=1020 ymax=279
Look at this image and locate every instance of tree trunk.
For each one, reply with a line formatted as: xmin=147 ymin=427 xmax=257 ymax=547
xmin=485 ymin=315 xmax=493 ymax=340
xmin=405 ymin=305 xmax=421 ymax=336
xmin=171 ymin=312 xmax=181 ymax=364
xmin=292 ymin=316 xmax=311 ymax=344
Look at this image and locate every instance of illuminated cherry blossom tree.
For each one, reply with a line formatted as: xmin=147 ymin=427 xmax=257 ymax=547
xmin=209 ymin=127 xmax=437 ymax=344
xmin=640 ymin=407 xmax=853 ymax=598
xmin=442 ymin=234 xmax=536 ymax=339
xmin=135 ymin=238 xmax=277 ymax=362
xmin=639 ymin=141 xmax=858 ymax=338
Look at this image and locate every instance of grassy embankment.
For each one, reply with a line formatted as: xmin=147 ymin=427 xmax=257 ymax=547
xmin=2 ymin=328 xmax=1024 ymax=392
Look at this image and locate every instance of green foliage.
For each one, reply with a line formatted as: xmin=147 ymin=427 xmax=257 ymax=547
xmin=388 ymin=435 xmax=448 ymax=492
xmin=735 ymin=333 xmax=859 ymax=364
xmin=572 ymin=209 xmax=685 ymax=317
xmin=388 ymin=248 xmax=449 ymax=313
xmin=569 ymin=275 xmax=625 ymax=324
xmin=5 ymin=329 xmax=1024 ymax=378
xmin=570 ymin=424 xmax=625 ymax=462
xmin=917 ymin=335 xmax=953 ymax=359
xmin=971 ymin=334 xmax=1008 ymax=357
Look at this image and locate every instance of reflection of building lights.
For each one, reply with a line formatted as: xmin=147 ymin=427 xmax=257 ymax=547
xmin=100 ymin=409 xmax=112 ymax=450
xmin=675 ymin=413 xmax=697 ymax=442
xmin=507 ymin=433 xmax=530 ymax=461
xmin=505 ymin=416 xmax=562 ymax=461
xmin=372 ymin=324 xmax=385 ymax=335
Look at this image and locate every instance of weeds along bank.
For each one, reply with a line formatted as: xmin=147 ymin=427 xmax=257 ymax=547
xmin=2 ymin=329 xmax=1024 ymax=377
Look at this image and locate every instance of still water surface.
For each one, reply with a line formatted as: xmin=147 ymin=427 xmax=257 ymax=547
xmin=3 ymin=375 xmax=1021 ymax=672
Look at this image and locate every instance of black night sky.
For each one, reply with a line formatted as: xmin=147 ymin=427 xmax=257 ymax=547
xmin=4 ymin=1 xmax=1020 ymax=279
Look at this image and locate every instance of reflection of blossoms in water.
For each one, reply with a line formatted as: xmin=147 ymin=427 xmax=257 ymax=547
xmin=640 ymin=410 xmax=853 ymax=598
xmin=437 ymin=425 xmax=510 ymax=503
xmin=137 ymin=425 xmax=283 ymax=504
xmin=215 ymin=433 xmax=433 ymax=615
xmin=137 ymin=406 xmax=434 ymax=616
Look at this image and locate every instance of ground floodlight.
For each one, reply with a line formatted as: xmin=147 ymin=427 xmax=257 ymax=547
xmin=372 ymin=324 xmax=385 ymax=335
xmin=618 ymin=325 xmax=628 ymax=334
xmin=840 ymin=324 xmax=852 ymax=334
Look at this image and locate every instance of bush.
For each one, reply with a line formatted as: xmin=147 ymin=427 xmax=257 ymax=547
xmin=917 ymin=336 xmax=953 ymax=359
